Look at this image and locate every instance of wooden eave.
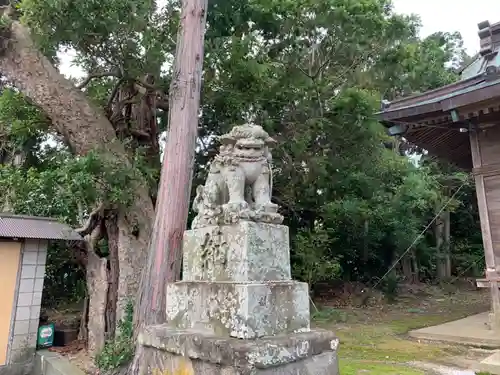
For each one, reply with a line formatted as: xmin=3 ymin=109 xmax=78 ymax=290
xmin=377 ymin=73 xmax=500 ymax=170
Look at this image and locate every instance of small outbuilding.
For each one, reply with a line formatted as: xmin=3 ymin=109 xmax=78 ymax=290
xmin=0 ymin=213 xmax=82 ymax=375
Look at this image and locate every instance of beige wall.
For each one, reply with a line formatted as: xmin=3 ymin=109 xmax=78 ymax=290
xmin=0 ymin=241 xmax=21 ymax=365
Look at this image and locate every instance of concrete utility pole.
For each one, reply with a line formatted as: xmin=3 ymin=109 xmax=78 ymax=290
xmin=134 ymin=0 xmax=209 ymax=329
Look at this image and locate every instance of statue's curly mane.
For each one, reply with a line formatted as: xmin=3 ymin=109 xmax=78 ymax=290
xmin=228 ymin=124 xmax=270 ymax=140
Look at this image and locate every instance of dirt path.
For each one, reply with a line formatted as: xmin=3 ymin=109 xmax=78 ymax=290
xmin=313 ymin=284 xmax=492 ymax=375
xmin=410 ymin=361 xmax=476 ymax=375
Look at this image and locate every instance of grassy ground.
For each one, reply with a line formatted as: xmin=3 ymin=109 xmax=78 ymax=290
xmin=50 ymin=283 xmax=492 ymax=374
xmin=312 ymin=284 xmax=491 ymax=374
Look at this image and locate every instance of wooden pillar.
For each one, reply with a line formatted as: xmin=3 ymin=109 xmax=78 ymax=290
xmin=470 ymin=126 xmax=500 ymax=330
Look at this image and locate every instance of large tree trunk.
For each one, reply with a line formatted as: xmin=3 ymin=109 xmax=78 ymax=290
xmin=443 ymin=210 xmax=451 ymax=277
xmin=434 ymin=203 xmax=452 ymax=280
xmin=86 ymin=247 xmax=108 ymax=353
xmin=437 ymin=210 xmax=452 ymax=279
xmin=127 ymin=0 xmax=208 ymax=372
xmin=133 ymin=0 xmax=208 ymax=329
xmin=0 ymin=18 xmax=155 ymax=348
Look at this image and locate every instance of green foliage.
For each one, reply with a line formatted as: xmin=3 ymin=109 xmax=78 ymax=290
xmin=0 ymin=89 xmax=49 ymax=166
xmin=311 ymin=307 xmax=347 ymax=324
xmin=0 ymin=143 xmax=147 ymax=217
xmin=1 ymin=0 xmax=482 ymax=308
xmin=0 ymin=14 xmax=11 ymax=29
xmin=43 ymin=242 xmax=86 ymax=307
xmin=292 ymin=227 xmax=342 ymax=287
xmin=381 ymin=272 xmax=400 ymax=303
xmin=95 ymin=301 xmax=134 ymax=371
xmin=20 ymin=0 xmax=173 ymax=75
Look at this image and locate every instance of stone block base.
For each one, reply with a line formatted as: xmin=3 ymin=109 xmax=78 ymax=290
xmin=137 ymin=325 xmax=339 ymax=375
xmin=182 ymin=222 xmax=291 ymax=282
xmin=166 ymin=281 xmax=310 ymax=339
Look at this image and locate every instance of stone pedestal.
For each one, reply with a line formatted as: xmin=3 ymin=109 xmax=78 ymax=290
xmin=139 ymin=222 xmax=339 ymax=375
xmin=166 ymin=281 xmax=310 ymax=338
xmin=182 ymin=222 xmax=291 ymax=282
xmin=138 ymin=326 xmax=339 ymax=375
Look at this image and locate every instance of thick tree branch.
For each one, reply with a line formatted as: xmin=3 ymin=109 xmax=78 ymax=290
xmin=129 ymin=129 xmax=151 ymax=139
xmin=76 ymin=71 xmax=120 ymax=89
xmin=75 ymin=202 xmax=105 ymax=237
xmin=107 ymin=76 xmax=127 ymax=109
xmin=133 ymin=79 xmax=169 ymax=110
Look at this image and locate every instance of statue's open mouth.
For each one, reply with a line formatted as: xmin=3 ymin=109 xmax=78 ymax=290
xmin=236 ymin=144 xmax=262 ymax=151
xmin=235 ymin=139 xmax=264 ymax=150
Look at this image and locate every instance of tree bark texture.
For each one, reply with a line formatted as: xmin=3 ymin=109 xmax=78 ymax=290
xmin=86 ymin=248 xmax=108 ymax=353
xmin=0 ymin=19 xmax=155 ymax=345
xmin=133 ymin=0 xmax=208 ymax=329
xmin=434 ymin=204 xmax=452 ymax=279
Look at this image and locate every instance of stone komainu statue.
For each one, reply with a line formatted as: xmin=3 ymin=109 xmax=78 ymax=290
xmin=192 ymin=124 xmax=284 ymax=228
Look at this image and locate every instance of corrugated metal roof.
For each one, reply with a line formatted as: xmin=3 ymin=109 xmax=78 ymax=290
xmin=0 ymin=214 xmax=83 ymax=241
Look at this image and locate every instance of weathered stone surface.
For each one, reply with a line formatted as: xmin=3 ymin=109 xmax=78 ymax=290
xmin=137 ymin=326 xmax=339 ymax=375
xmin=182 ymin=222 xmax=291 ymax=282
xmin=166 ymin=280 xmax=310 ymax=339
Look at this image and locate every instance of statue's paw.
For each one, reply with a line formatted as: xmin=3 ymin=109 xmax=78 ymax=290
xmin=256 ymin=202 xmax=279 ymax=213
xmin=258 ymin=212 xmax=284 ymax=224
xmin=224 ymin=201 xmax=248 ymax=212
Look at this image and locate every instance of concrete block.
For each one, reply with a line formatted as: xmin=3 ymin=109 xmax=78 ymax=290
xmin=166 ymin=280 xmax=310 ymax=339
xmin=18 ymin=279 xmax=34 ymax=294
xmin=22 ymin=252 xmax=38 ymax=265
xmin=182 ymin=222 xmax=291 ymax=282
xmin=29 ymin=320 xmax=39 ymax=334
xmin=34 ymin=350 xmax=86 ymax=375
xmin=32 ymin=292 xmax=42 ymax=306
xmin=6 ymin=346 xmax=35 ymax=371
xmin=21 ymin=266 xmax=36 ymax=279
xmin=11 ymin=335 xmax=28 ymax=351
xmin=13 ymin=321 xmax=30 ymax=336
xmin=23 ymin=240 xmax=39 ymax=253
xmin=34 ymin=278 xmax=44 ymax=293
xmin=16 ymin=306 xmax=31 ymax=321
xmin=30 ymin=305 xmax=41 ymax=320
xmin=26 ymin=334 xmax=36 ymax=347
xmin=17 ymin=293 xmax=33 ymax=307
xmin=35 ymin=265 xmax=45 ymax=279
xmin=37 ymin=252 xmax=47 ymax=266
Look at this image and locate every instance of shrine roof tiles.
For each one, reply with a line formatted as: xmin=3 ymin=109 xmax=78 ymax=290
xmin=379 ymin=76 xmax=500 ymax=120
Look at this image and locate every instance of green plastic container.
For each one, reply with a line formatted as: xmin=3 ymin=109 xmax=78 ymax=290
xmin=37 ymin=323 xmax=55 ymax=348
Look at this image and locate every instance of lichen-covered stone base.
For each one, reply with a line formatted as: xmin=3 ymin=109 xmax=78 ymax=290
xmin=183 ymin=222 xmax=291 ymax=282
xmin=137 ymin=326 xmax=339 ymax=375
xmin=166 ymin=281 xmax=310 ymax=339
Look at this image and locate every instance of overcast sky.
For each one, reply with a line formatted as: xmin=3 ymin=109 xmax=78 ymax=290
xmin=59 ymin=0 xmax=500 ymax=78
xmin=392 ymin=0 xmax=500 ymax=55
